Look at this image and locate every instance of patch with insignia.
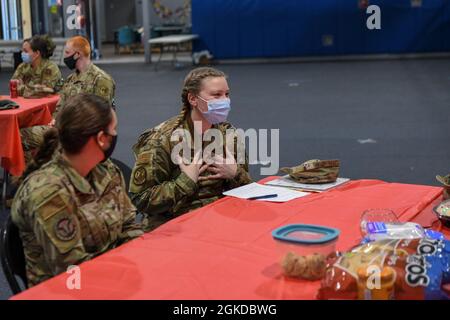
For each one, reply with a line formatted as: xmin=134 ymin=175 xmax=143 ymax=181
xmin=37 ymin=193 xmax=67 ymax=221
xmin=54 ymin=216 xmax=77 ymax=241
xmin=136 ymin=152 xmax=151 ymax=165
xmin=133 ymin=167 xmax=147 ymax=186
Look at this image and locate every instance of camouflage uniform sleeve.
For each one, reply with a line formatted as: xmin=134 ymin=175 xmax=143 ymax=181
xmin=32 ymin=189 xmax=93 ymax=276
xmin=54 ymin=77 xmax=71 ymax=116
xmin=225 ymin=158 xmax=252 ymax=189
xmin=40 ymin=62 xmax=62 ymax=91
xmin=112 ymin=163 xmax=144 ymax=243
xmin=129 ymin=137 xmax=198 ymax=216
xmin=11 ymin=63 xmax=24 ymax=81
xmin=223 ymin=125 xmax=253 ymax=189
xmin=93 ymin=76 xmax=115 ymax=106
xmin=11 ymin=64 xmax=27 ymax=96
xmin=22 ymin=64 xmax=62 ymax=98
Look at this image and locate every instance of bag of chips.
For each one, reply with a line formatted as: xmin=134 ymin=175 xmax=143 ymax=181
xmin=318 ymin=239 xmax=450 ymax=300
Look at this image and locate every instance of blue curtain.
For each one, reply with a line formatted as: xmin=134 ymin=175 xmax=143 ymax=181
xmin=192 ymin=0 xmax=450 ymax=59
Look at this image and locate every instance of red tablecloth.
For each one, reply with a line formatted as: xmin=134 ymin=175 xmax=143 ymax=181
xmin=11 ymin=179 xmax=449 ymax=300
xmin=0 ymin=95 xmax=59 ymax=176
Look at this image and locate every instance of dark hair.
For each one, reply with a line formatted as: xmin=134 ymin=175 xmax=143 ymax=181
xmin=29 ymin=35 xmax=56 ymax=59
xmin=22 ymin=94 xmax=113 ymax=179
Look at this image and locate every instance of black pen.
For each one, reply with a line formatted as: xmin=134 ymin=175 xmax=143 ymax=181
xmin=247 ymin=194 xmax=278 ymax=200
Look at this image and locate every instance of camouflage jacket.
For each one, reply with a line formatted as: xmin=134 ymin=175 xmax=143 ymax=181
xmin=129 ymin=113 xmax=252 ymax=231
xmin=56 ymin=63 xmax=115 ymax=115
xmin=11 ymin=59 xmax=62 ymax=98
xmin=11 ymin=153 xmax=143 ymax=287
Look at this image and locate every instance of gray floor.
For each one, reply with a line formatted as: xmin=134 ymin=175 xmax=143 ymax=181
xmin=1 ymin=58 xmax=450 ymax=299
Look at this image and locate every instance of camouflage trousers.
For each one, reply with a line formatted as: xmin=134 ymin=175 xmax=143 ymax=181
xmin=20 ymin=125 xmax=50 ymax=165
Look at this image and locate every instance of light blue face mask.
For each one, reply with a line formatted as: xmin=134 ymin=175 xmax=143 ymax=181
xmin=197 ymin=96 xmax=231 ymax=124
xmin=21 ymin=52 xmax=32 ymax=64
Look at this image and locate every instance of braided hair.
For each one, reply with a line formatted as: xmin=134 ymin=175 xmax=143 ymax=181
xmin=177 ymin=67 xmax=227 ymax=127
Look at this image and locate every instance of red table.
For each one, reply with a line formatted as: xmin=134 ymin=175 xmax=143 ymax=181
xmin=0 ymin=95 xmax=59 ymax=177
xmin=11 ymin=179 xmax=449 ymax=300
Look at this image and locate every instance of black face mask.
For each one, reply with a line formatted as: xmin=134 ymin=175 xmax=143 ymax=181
xmin=102 ymin=133 xmax=118 ymax=161
xmin=64 ymin=53 xmax=78 ymax=70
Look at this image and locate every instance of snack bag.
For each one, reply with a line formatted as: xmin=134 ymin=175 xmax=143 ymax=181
xmin=318 ymin=239 xmax=450 ymax=300
xmin=352 ymin=238 xmax=450 ymax=257
xmin=361 ymin=222 xmax=426 ymax=241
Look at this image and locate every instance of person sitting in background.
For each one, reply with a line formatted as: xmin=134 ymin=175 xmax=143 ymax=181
xmin=130 ymin=67 xmax=252 ymax=232
xmin=12 ymin=35 xmax=63 ymax=172
xmin=55 ymin=35 xmax=116 ymax=117
xmin=12 ymin=94 xmax=143 ymax=287
xmin=19 ymin=35 xmax=116 ymax=168
xmin=11 ymin=35 xmax=62 ymax=98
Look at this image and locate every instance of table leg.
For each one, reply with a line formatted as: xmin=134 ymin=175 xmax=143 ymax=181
xmin=155 ymin=44 xmax=164 ymax=71
xmin=191 ymin=42 xmax=196 ymax=66
xmin=172 ymin=43 xmax=179 ymax=67
xmin=1 ymin=167 xmax=9 ymax=212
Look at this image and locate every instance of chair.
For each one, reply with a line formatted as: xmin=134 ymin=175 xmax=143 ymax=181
xmin=111 ymin=158 xmax=132 ymax=191
xmin=13 ymin=51 xmax=22 ymax=70
xmin=0 ymin=214 xmax=27 ymax=294
xmin=117 ymin=26 xmax=137 ymax=54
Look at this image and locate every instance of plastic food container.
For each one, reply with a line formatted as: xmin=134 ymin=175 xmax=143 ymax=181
xmin=272 ymin=224 xmax=340 ymax=280
xmin=434 ymin=200 xmax=450 ymax=228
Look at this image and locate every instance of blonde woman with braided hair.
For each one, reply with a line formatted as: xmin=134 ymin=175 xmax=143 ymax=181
xmin=130 ymin=67 xmax=252 ymax=232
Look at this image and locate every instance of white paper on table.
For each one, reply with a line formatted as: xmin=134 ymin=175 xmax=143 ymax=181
xmin=265 ymin=176 xmax=350 ymax=192
xmin=223 ymin=182 xmax=310 ymax=202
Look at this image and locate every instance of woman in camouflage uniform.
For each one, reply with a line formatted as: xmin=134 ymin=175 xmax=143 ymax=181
xmin=129 ymin=67 xmax=252 ymax=232
xmin=14 ymin=35 xmax=63 ymax=166
xmin=12 ymin=94 xmax=143 ymax=287
xmin=11 ymin=35 xmax=62 ymax=98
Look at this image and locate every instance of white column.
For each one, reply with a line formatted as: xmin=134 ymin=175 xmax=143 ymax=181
xmin=20 ymin=0 xmax=32 ymax=39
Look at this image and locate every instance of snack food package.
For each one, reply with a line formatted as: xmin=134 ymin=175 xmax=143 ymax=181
xmin=318 ymin=238 xmax=450 ymax=300
xmin=361 ymin=222 xmax=426 ymax=242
